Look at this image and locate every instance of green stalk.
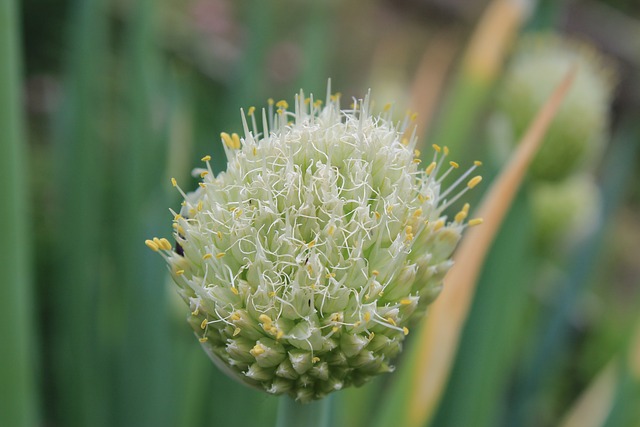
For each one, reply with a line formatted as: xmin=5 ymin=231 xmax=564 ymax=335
xmin=0 ymin=1 xmax=38 ymax=425
xmin=51 ymin=0 xmax=109 ymax=425
xmin=113 ymin=0 xmax=172 ymax=425
xmin=296 ymin=0 xmax=331 ymax=95
xmin=276 ymin=396 xmax=333 ymax=427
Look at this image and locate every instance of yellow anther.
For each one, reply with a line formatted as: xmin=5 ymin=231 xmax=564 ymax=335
xmin=259 ymin=314 xmax=272 ymax=324
xmin=400 ymin=298 xmax=412 ymax=305
xmin=403 ymin=327 xmax=409 ymax=336
xmin=374 ymin=211 xmax=381 ymax=219
xmin=230 ymin=287 xmax=238 ymax=295
xmin=216 ymin=252 xmax=225 ymax=259
xmin=364 ymin=312 xmax=371 ymax=322
xmin=159 ymin=238 xmax=172 ymax=250
xmin=433 ymin=220 xmax=445 ymax=231
xmin=307 ymin=240 xmax=316 ymax=248
xmin=413 ymin=159 xmax=421 ymax=164
xmin=191 ymin=308 xmax=199 ymax=316
xmin=313 ymin=100 xmax=323 ymax=108
xmin=304 ymin=97 xmax=311 ymax=105
xmin=188 ymin=209 xmax=196 ymax=216
xmin=248 ymin=106 xmax=256 ymax=116
xmin=327 ymin=225 xmax=335 ymax=236
xmin=462 ymin=203 xmax=470 ymax=214
xmin=474 ymin=160 xmax=483 ymax=166
xmin=386 ymin=206 xmax=393 ymax=214
xmin=276 ymin=100 xmax=288 ymax=109
xmin=268 ymin=326 xmax=277 ymax=335
xmin=386 ymin=317 xmax=397 ymax=326
xmin=371 ymin=270 xmax=379 ymax=276
xmin=230 ymin=312 xmax=241 ymax=321
xmin=383 ymin=103 xmax=392 ymax=112
xmin=200 ymin=319 xmax=208 ymax=329
xmin=455 ymin=210 xmax=468 ymax=223
xmin=200 ymin=171 xmax=209 ymax=178
xmin=267 ymin=98 xmax=274 ymax=105
xmin=402 ymin=137 xmax=409 ymax=146
xmin=405 ymin=226 xmax=413 ymax=234
xmin=203 ymin=253 xmax=213 ymax=260
xmin=233 ymin=327 xmax=241 ymax=336
xmin=199 ymin=336 xmax=208 ymax=343
xmin=216 ymin=231 xmax=222 ymax=239
xmin=353 ymin=321 xmax=361 ymax=327
xmin=410 ymin=112 xmax=418 ymax=121
xmin=250 ymin=344 xmax=265 ymax=357
xmin=312 ymin=357 xmax=320 ymax=363
xmin=414 ymin=149 xmax=421 ymax=157
xmin=145 ymin=239 xmax=159 ymax=251
xmin=268 ymin=291 xmax=276 ymax=297
xmin=198 ymin=182 xmax=206 ymax=189
xmin=231 ymin=133 xmax=241 ymax=149
xmin=468 ymin=218 xmax=484 ymax=226
xmin=197 ymin=201 xmax=203 ymax=211
xmin=220 ymin=132 xmax=233 ymax=148
xmin=449 ymin=161 xmax=459 ymax=169
xmin=252 ymin=147 xmax=257 ymax=156
xmin=332 ymin=326 xmax=340 ymax=333
xmin=201 ymin=155 xmax=211 ymax=162
xmin=276 ymin=109 xmax=284 ymax=115
xmin=276 ymin=330 xmax=284 ymax=340
xmin=432 ymin=144 xmax=441 ymax=153
xmin=176 ymin=269 xmax=184 ymax=276
xmin=443 ymin=146 xmax=450 ymax=156
xmin=426 ymin=161 xmax=437 ymax=175
xmin=368 ymin=332 xmax=375 ymax=341
xmin=413 ymin=208 xmax=423 ymax=218
xmin=171 ymin=177 xmax=177 ymax=187
xmin=468 ymin=176 xmax=483 ymax=188
xmin=174 ymin=213 xmax=182 ymax=220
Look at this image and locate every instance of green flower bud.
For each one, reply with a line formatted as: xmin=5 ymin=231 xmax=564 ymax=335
xmin=147 ymin=87 xmax=482 ymax=402
xmin=531 ymin=174 xmax=600 ymax=250
xmin=497 ymin=33 xmax=615 ymax=182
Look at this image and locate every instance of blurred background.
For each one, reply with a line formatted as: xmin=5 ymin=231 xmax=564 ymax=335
xmin=2 ymin=0 xmax=640 ymax=426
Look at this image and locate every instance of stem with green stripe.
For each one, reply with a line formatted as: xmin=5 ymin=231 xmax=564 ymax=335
xmin=276 ymin=396 xmax=333 ymax=427
xmin=0 ymin=1 xmax=38 ymax=425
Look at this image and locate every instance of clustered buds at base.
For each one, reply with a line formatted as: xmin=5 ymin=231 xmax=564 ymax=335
xmin=148 ymin=88 xmax=482 ymax=402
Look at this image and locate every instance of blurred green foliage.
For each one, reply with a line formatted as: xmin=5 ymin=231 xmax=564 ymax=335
xmin=4 ymin=0 xmax=640 ymax=426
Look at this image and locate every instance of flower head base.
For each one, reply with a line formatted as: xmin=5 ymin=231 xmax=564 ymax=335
xmin=147 ymin=88 xmax=482 ymax=402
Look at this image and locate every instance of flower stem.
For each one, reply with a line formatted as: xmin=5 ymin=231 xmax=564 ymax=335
xmin=276 ymin=396 xmax=333 ymax=427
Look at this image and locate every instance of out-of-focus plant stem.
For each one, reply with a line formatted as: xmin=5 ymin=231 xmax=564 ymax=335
xmin=276 ymin=396 xmax=333 ymax=427
xmin=429 ymin=0 xmax=529 ymax=159
xmin=0 ymin=1 xmax=38 ymax=425
xmin=114 ymin=0 xmax=172 ymax=425
xmin=51 ymin=0 xmax=109 ymax=425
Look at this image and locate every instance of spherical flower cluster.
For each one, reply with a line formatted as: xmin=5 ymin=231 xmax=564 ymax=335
xmin=497 ymin=33 xmax=615 ymax=182
xmin=146 ymin=89 xmax=482 ymax=402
